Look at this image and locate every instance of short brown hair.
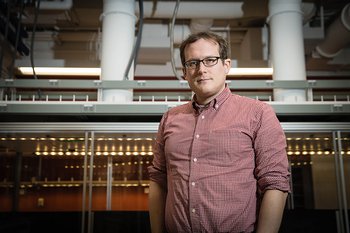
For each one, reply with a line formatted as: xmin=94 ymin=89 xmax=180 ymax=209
xmin=179 ymin=31 xmax=229 ymax=66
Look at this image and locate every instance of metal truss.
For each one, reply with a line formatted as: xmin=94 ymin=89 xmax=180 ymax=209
xmin=0 ymin=79 xmax=349 ymax=115
xmin=1 ymin=79 xmax=350 ymax=89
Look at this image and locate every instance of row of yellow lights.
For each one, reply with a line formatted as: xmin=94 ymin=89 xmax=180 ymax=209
xmin=40 ymin=183 xmax=149 ymax=188
xmin=60 ymin=158 xmax=345 ymax=171
xmin=35 ymin=151 xmax=154 ymax=156
xmin=11 ymin=183 xmax=150 ymax=188
xmin=291 ymin=162 xmax=313 ymax=166
xmin=1 ymin=137 xmax=349 ymax=141
xmin=287 ymin=151 xmax=350 ymax=155
xmin=33 ymin=184 xmax=80 ymax=188
xmin=287 ymin=137 xmax=329 ymax=141
xmin=287 ymin=137 xmax=350 ymax=141
xmin=64 ymin=160 xmax=150 ymax=169
xmin=34 ymin=150 xmax=350 ymax=156
xmin=0 ymin=137 xmax=154 ymax=141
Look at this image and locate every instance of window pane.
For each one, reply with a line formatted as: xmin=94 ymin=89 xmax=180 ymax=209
xmin=286 ymin=132 xmax=338 ymax=209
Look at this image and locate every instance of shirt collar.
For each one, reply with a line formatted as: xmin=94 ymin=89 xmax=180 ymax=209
xmin=192 ymin=86 xmax=231 ymax=112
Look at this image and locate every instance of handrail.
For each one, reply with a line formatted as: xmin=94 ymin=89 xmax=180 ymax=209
xmin=0 ymin=79 xmax=350 ymax=89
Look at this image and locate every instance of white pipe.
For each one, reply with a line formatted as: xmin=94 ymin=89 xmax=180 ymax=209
xmin=315 ymin=3 xmax=350 ymax=58
xmin=141 ymin=24 xmax=191 ymax=46
xmin=302 ymin=3 xmax=317 ymax=24
xmin=190 ymin=19 xmax=214 ymax=34
xmin=268 ymin=0 xmax=307 ymax=102
xmin=135 ymin=1 xmax=244 ymax=19
xmin=40 ymin=0 xmax=73 ymax=10
xmin=100 ymin=0 xmax=135 ymax=102
xmin=342 ymin=3 xmax=350 ymax=31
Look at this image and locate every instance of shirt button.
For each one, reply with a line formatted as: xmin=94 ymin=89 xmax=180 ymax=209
xmin=201 ymin=115 xmax=205 ymax=119
xmin=215 ymin=104 xmax=219 ymax=108
xmin=191 ymin=182 xmax=195 ymax=186
xmin=193 ymin=158 xmax=197 ymax=162
xmin=195 ymin=134 xmax=200 ymax=139
xmin=192 ymin=208 xmax=196 ymax=213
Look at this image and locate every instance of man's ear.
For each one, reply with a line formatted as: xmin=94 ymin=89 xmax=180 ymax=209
xmin=224 ymin=59 xmax=231 ymax=74
xmin=182 ymin=68 xmax=187 ymax=79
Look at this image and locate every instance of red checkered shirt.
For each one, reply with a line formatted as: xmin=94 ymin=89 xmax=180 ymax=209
xmin=148 ymin=87 xmax=290 ymax=233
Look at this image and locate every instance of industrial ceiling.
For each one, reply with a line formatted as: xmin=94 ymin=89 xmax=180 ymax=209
xmin=0 ymin=0 xmax=349 ymax=79
xmin=0 ymin=0 xmax=349 ymax=121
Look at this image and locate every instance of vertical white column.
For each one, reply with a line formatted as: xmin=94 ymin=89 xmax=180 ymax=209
xmin=268 ymin=0 xmax=306 ymax=102
xmin=100 ymin=0 xmax=135 ymax=102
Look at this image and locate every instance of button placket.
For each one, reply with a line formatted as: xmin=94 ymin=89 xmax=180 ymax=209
xmin=189 ymin=108 xmax=206 ymax=228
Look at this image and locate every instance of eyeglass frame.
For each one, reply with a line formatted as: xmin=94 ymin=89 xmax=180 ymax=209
xmin=183 ymin=56 xmax=223 ymax=69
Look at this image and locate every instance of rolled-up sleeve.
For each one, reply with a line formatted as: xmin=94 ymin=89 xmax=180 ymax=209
xmin=253 ymin=103 xmax=290 ymax=193
xmin=148 ymin=113 xmax=168 ymax=190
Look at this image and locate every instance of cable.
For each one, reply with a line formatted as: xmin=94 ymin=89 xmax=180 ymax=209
xmin=151 ymin=0 xmax=157 ymax=18
xmin=133 ymin=0 xmax=143 ymax=72
xmin=124 ymin=0 xmax=144 ymax=80
xmin=0 ymin=0 xmax=12 ymax=80
xmin=8 ymin=0 xmax=25 ymax=80
xmin=30 ymin=0 xmax=42 ymax=99
xmin=170 ymin=0 xmax=183 ymax=80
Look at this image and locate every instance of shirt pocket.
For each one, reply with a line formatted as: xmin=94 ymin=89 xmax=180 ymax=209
xmin=206 ymin=129 xmax=245 ymax=165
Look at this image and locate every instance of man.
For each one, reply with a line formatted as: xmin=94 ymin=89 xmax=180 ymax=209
xmin=148 ymin=31 xmax=290 ymax=233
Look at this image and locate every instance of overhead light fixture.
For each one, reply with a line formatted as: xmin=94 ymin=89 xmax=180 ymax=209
xmin=228 ymin=68 xmax=273 ymax=76
xmin=18 ymin=67 xmax=101 ymax=76
xmin=17 ymin=67 xmax=273 ymax=76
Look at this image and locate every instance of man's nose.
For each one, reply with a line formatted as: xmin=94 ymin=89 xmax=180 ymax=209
xmin=197 ymin=61 xmax=206 ymax=71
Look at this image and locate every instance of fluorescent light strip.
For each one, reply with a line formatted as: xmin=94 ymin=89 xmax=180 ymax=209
xmin=18 ymin=67 xmax=273 ymax=76
xmin=18 ymin=67 xmax=101 ymax=76
xmin=228 ymin=68 xmax=273 ymax=76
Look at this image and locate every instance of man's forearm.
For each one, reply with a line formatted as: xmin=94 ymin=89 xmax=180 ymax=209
xmin=256 ymin=189 xmax=288 ymax=233
xmin=149 ymin=181 xmax=167 ymax=233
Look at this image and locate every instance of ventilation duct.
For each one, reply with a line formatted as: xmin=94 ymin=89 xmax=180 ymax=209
xmin=39 ymin=0 xmax=73 ymax=10
xmin=135 ymin=1 xmax=244 ymax=19
xmin=314 ymin=3 xmax=350 ymax=58
xmin=190 ymin=19 xmax=214 ymax=34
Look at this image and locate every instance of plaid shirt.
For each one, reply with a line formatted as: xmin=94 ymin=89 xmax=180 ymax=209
xmin=148 ymin=87 xmax=290 ymax=233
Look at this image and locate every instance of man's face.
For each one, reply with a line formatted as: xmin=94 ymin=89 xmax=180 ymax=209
xmin=182 ymin=38 xmax=231 ymax=105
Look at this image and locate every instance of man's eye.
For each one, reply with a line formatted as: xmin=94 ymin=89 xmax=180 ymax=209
xmin=205 ymin=58 xmax=216 ymax=63
xmin=189 ymin=61 xmax=198 ymax=66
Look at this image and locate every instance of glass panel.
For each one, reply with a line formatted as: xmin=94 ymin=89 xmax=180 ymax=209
xmin=0 ymin=132 xmax=86 ymax=232
xmin=2 ymin=127 xmax=347 ymax=233
xmin=93 ymin=132 xmax=154 ymax=211
xmin=280 ymin=132 xmax=342 ymax=233
xmin=340 ymin=131 xmax=350 ymax=208
xmin=286 ymin=132 xmax=338 ymax=209
xmin=0 ymin=139 xmax=15 ymax=211
xmin=92 ymin=132 xmax=154 ymax=233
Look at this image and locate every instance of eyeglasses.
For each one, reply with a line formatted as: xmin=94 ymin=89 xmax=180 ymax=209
xmin=183 ymin=56 xmax=222 ymax=69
